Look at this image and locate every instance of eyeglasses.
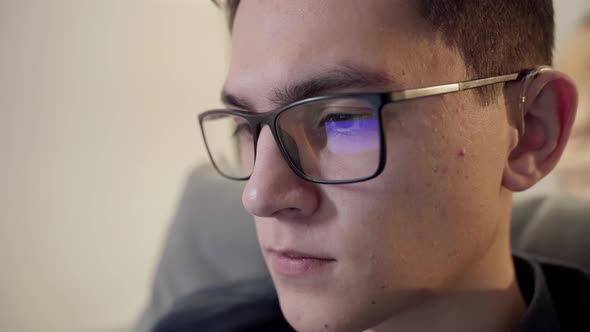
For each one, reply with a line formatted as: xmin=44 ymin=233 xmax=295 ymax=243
xmin=198 ymin=67 xmax=550 ymax=184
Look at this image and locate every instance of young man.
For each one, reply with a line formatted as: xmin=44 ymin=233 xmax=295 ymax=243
xmin=170 ymin=1 xmax=589 ymax=331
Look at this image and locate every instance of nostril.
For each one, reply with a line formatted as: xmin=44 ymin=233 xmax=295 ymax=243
xmin=275 ymin=207 xmax=304 ymax=219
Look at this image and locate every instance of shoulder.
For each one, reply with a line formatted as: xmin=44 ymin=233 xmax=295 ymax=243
xmin=539 ymin=258 xmax=590 ymax=314
xmin=520 ymin=253 xmax=590 ymax=332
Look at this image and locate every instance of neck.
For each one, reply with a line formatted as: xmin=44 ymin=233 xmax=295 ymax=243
xmin=366 ymin=197 xmax=527 ymax=332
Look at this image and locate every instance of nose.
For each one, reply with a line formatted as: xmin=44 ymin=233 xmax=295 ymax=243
xmin=242 ymin=126 xmax=320 ymax=219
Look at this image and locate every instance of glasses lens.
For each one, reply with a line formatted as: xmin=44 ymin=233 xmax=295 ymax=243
xmin=276 ymin=97 xmax=381 ymax=182
xmin=201 ymin=112 xmax=254 ymax=179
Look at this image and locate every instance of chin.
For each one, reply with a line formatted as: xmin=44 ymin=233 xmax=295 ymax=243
xmin=275 ymin=286 xmax=381 ymax=332
xmin=274 ymin=279 xmax=434 ymax=332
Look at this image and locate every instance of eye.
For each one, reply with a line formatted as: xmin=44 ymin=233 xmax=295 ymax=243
xmin=322 ymin=112 xmax=379 ymax=155
xmin=319 ymin=112 xmax=374 ymax=131
xmin=321 ymin=113 xmax=358 ymax=128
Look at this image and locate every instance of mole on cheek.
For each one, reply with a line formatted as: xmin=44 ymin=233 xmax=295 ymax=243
xmin=458 ymin=148 xmax=466 ymax=158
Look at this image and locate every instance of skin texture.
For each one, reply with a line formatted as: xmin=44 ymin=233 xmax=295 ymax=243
xmin=222 ymin=1 xmax=578 ymax=331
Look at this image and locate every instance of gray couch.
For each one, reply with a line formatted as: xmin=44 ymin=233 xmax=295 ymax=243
xmin=135 ymin=167 xmax=590 ymax=332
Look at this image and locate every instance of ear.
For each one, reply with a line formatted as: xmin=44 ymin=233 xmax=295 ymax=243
xmin=502 ymin=70 xmax=578 ymax=192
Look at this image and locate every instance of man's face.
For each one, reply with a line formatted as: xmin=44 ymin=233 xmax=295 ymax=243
xmin=225 ymin=1 xmax=514 ymax=331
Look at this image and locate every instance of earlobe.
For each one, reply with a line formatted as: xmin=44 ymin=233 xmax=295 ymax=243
xmin=502 ymin=70 xmax=578 ymax=192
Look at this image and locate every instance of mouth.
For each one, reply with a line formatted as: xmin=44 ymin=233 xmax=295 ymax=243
xmin=266 ymin=248 xmax=336 ymax=277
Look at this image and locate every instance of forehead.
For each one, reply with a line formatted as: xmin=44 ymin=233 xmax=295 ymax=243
xmin=226 ymin=0 xmax=465 ymax=109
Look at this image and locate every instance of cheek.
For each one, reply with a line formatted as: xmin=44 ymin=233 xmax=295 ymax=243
xmin=327 ymin=100 xmax=507 ymax=287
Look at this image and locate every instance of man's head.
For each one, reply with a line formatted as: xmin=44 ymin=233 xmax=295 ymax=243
xmin=208 ymin=1 xmax=577 ymax=331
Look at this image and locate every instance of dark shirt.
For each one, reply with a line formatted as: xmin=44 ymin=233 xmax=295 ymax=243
xmin=153 ymin=253 xmax=590 ymax=332
xmin=512 ymin=252 xmax=590 ymax=332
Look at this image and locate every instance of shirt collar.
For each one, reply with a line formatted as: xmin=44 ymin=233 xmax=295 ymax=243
xmin=512 ymin=253 xmax=563 ymax=332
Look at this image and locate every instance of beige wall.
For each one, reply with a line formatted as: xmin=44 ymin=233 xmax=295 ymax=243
xmin=556 ymin=22 xmax=590 ymax=198
xmin=0 ymin=1 xmax=228 ymax=331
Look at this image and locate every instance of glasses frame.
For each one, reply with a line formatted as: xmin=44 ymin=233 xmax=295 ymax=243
xmin=198 ymin=67 xmax=549 ymax=185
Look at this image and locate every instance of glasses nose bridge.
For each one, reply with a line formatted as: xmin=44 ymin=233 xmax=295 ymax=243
xmin=247 ymin=111 xmax=283 ymax=160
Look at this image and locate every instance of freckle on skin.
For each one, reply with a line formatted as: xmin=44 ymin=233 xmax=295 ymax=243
xmin=324 ymin=323 xmax=329 ymax=329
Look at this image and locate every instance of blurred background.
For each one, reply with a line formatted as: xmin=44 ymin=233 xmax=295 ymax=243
xmin=0 ymin=1 xmax=588 ymax=331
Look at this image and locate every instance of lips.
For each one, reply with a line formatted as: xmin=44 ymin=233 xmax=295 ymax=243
xmin=267 ymin=248 xmax=336 ymax=277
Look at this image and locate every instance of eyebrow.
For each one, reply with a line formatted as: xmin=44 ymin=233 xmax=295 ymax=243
xmin=221 ymin=64 xmax=395 ymax=111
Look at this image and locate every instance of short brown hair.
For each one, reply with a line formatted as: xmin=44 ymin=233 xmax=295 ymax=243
xmin=213 ymin=0 xmax=555 ymax=103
